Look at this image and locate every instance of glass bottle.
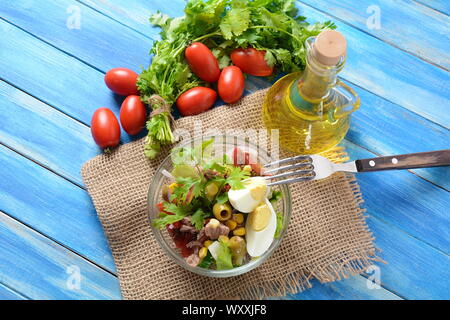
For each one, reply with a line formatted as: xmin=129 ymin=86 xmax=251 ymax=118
xmin=262 ymin=30 xmax=360 ymax=154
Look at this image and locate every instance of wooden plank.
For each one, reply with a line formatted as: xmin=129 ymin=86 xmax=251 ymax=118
xmin=343 ymin=140 xmax=450 ymax=254
xmin=0 ymin=0 xmax=153 ymax=73
xmin=68 ymin=0 xmax=450 ymax=128
xmin=300 ymin=0 xmax=450 ymax=69
xmin=346 ymin=81 xmax=450 ymax=190
xmin=0 ymin=283 xmax=28 ymax=300
xmin=0 ymin=143 xmax=116 ymax=273
xmin=78 ymin=0 xmax=184 ymax=36
xmin=0 ymin=80 xmax=98 ymax=186
xmin=286 ymin=276 xmax=402 ymax=300
xmin=3 ymin=82 xmax=446 ymax=300
xmin=1 ymin=73 xmax=448 ymax=255
xmin=296 ymin=2 xmax=450 ymax=128
xmin=0 ymin=20 xmax=133 ymax=143
xmin=0 ymin=211 xmax=121 ymax=300
xmin=415 ymin=0 xmax=450 ymax=15
xmin=246 ymin=75 xmax=450 ymax=190
xmin=364 ymin=215 xmax=450 ymax=299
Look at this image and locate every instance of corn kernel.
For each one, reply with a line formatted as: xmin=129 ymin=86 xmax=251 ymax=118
xmin=233 ymin=227 xmax=246 ymax=236
xmin=169 ymin=182 xmax=178 ymax=189
xmin=233 ymin=213 xmax=244 ymax=224
xmin=225 ymin=219 xmax=237 ymax=231
xmin=199 ymin=247 xmax=208 ymax=259
xmin=243 ymin=165 xmax=252 ymax=172
xmin=203 ymin=240 xmax=213 ymax=248
xmin=218 ymin=235 xmax=229 ymax=244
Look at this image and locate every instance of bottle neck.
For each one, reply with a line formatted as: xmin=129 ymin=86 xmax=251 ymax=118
xmin=289 ymin=45 xmax=344 ymax=115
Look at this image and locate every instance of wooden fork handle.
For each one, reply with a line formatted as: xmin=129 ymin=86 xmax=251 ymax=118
xmin=355 ymin=149 xmax=450 ymax=172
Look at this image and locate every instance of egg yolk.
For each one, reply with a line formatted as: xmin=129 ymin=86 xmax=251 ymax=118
xmin=248 ymin=203 xmax=271 ymax=231
xmin=245 ymin=180 xmax=267 ymax=202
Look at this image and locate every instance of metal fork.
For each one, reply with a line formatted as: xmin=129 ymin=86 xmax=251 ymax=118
xmin=263 ymin=149 xmax=450 ymax=186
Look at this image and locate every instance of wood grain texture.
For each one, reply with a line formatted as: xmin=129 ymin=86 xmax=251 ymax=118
xmin=0 ymin=143 xmax=116 ymax=273
xmin=245 ymin=76 xmax=450 ymax=190
xmin=0 ymin=211 xmax=121 ymax=300
xmin=296 ymin=2 xmax=450 ymax=129
xmin=300 ymin=0 xmax=450 ymax=69
xmin=0 ymin=20 xmax=135 ymax=144
xmin=0 ymin=0 xmax=448 ymax=300
xmin=355 ymin=150 xmax=450 ymax=172
xmin=70 ymin=0 xmax=450 ymax=128
xmin=0 ymin=283 xmax=28 ymax=300
xmin=364 ymin=215 xmax=450 ymax=300
xmin=2 ymin=80 xmax=447 ymax=299
xmin=0 ymin=0 xmax=153 ymax=73
xmin=0 ymin=80 xmax=98 ymax=185
xmin=415 ymin=0 xmax=450 ymax=15
xmin=344 ymin=140 xmax=450 ymax=254
xmin=286 ymin=275 xmax=402 ymax=300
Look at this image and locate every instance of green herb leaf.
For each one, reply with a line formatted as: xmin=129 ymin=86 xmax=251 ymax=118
xmin=152 ymin=202 xmax=190 ymax=229
xmin=274 ymin=211 xmax=283 ymax=238
xmin=198 ymin=251 xmax=214 ymax=269
xmin=139 ymin=0 xmax=335 ymax=158
xmin=220 ymin=7 xmax=251 ymax=40
xmin=226 ymin=166 xmax=250 ymax=190
xmin=215 ymin=239 xmax=234 ymax=270
xmin=191 ymin=208 xmax=210 ymax=230
xmin=269 ymin=190 xmax=282 ymax=204
xmin=215 ymin=192 xmax=229 ymax=204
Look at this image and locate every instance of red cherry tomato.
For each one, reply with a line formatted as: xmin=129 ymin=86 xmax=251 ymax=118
xmin=218 ymin=66 xmax=245 ymax=104
xmin=176 ymin=87 xmax=217 ymax=116
xmin=104 ymin=68 xmax=139 ymax=96
xmin=185 ymin=42 xmax=220 ymax=82
xmin=91 ymin=108 xmax=120 ymax=150
xmin=120 ymin=95 xmax=147 ymax=135
xmin=231 ymin=48 xmax=273 ymax=76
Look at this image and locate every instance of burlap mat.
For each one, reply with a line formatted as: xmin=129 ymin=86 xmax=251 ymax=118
xmin=81 ymin=89 xmax=379 ymax=300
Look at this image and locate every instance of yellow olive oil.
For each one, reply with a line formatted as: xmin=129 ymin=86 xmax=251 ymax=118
xmin=262 ymin=31 xmax=360 ymax=155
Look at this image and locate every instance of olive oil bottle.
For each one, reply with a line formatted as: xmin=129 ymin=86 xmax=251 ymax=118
xmin=262 ymin=30 xmax=360 ymax=154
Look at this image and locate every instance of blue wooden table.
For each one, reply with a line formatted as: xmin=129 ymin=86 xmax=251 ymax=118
xmin=0 ymin=0 xmax=448 ymax=300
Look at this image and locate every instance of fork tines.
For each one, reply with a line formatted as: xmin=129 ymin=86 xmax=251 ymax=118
xmin=264 ymin=155 xmax=316 ymax=186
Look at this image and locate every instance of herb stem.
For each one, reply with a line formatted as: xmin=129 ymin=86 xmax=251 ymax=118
xmin=247 ymin=25 xmax=302 ymax=43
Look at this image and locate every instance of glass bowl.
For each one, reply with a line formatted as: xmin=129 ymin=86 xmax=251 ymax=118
xmin=148 ymin=135 xmax=292 ymax=277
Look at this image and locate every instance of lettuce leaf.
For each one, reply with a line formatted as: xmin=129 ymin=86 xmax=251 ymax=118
xmin=215 ymin=239 xmax=234 ymax=270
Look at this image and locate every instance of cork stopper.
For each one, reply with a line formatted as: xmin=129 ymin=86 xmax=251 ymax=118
xmin=313 ymin=30 xmax=347 ymax=66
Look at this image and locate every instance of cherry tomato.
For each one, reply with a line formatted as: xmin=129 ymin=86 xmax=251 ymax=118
xmin=185 ymin=42 xmax=220 ymax=82
xmin=231 ymin=48 xmax=273 ymax=76
xmin=120 ymin=95 xmax=147 ymax=135
xmin=91 ymin=108 xmax=120 ymax=150
xmin=218 ymin=66 xmax=245 ymax=104
xmin=104 ymin=68 xmax=139 ymax=96
xmin=176 ymin=87 xmax=217 ymax=116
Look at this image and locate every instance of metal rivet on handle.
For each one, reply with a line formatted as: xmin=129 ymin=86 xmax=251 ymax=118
xmin=392 ymin=158 xmax=398 ymax=164
xmin=369 ymin=160 xmax=376 ymax=167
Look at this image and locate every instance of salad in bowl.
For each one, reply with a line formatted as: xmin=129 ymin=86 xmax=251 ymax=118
xmin=148 ymin=136 xmax=291 ymax=277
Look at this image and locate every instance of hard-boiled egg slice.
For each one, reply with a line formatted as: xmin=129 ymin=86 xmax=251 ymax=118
xmin=245 ymin=198 xmax=277 ymax=257
xmin=228 ymin=177 xmax=268 ymax=213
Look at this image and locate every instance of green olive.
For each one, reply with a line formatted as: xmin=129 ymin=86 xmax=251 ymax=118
xmin=213 ymin=202 xmax=232 ymax=221
xmin=229 ymin=236 xmax=247 ymax=266
xmin=205 ymin=181 xmax=219 ymax=198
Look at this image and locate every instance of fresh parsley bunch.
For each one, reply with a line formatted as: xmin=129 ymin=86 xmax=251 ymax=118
xmin=138 ymin=0 xmax=335 ymax=158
